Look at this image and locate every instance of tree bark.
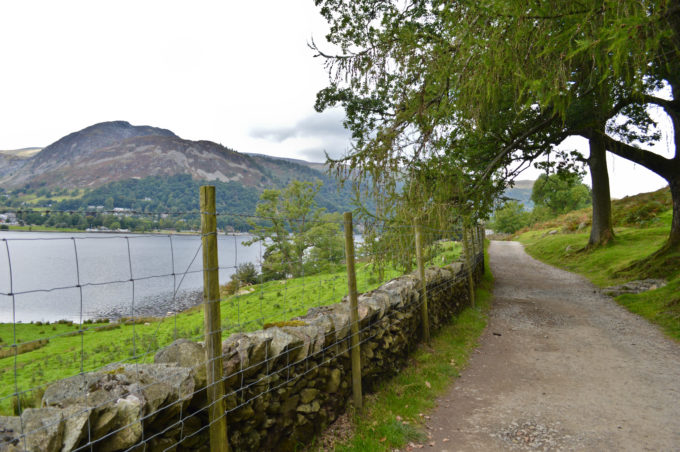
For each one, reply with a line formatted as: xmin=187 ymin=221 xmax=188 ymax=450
xmin=587 ymin=131 xmax=615 ymax=247
xmin=601 ymin=95 xmax=679 ymax=250
xmin=669 ymin=178 xmax=680 ymax=250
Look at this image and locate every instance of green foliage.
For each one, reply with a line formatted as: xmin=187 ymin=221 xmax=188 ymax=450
xmin=531 ymin=173 xmax=591 ymax=217
xmin=490 ymin=201 xmax=531 ymax=234
xmin=528 ymin=187 xmax=673 ymax=233
xmin=314 ymin=0 xmax=678 ymax=248
xmin=329 ymin=245 xmax=493 ymax=452
xmin=0 ymin=240 xmax=460 ymax=415
xmin=1 ymin=171 xmax=359 ymax=232
xmin=305 ymin=215 xmax=346 ymax=274
xmin=231 ymin=263 xmax=259 ymax=287
xmin=247 ymin=180 xmax=342 ymax=279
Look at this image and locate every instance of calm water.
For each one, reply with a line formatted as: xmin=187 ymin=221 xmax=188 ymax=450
xmin=0 ymin=231 xmax=261 ymax=323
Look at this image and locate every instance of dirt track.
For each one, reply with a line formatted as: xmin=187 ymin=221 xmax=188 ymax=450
xmin=423 ymin=240 xmax=680 ymax=451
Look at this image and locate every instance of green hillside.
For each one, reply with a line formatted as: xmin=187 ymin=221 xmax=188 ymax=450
xmin=1 ymin=171 xmax=357 ymax=231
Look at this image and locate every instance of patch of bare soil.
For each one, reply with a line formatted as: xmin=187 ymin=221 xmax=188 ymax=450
xmin=308 ymin=411 xmax=354 ymax=451
xmin=419 ymin=241 xmax=680 ymax=451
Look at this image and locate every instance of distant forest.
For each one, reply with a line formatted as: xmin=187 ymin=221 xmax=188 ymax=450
xmin=1 ymin=173 xmax=358 ymax=231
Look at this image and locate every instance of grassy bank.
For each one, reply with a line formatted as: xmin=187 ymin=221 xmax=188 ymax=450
xmin=1 ymin=225 xmax=83 ymax=233
xmin=318 ymin=244 xmax=493 ymax=451
xmin=516 ymin=206 xmax=679 ymax=341
xmin=0 ymin=242 xmax=461 ymax=415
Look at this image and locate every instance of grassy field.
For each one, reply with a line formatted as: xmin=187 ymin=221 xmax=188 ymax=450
xmin=515 ymin=191 xmax=679 ymax=342
xmin=319 ymin=244 xmax=493 ymax=451
xmin=0 ymin=241 xmax=461 ymax=415
xmin=1 ymin=225 xmax=83 ymax=233
xmin=7 ymin=189 xmax=85 ymax=207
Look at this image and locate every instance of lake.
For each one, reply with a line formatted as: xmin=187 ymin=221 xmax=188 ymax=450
xmin=0 ymin=231 xmax=262 ymax=323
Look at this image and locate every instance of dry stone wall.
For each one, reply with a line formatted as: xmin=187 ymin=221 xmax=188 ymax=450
xmin=0 ymin=257 xmax=483 ymax=452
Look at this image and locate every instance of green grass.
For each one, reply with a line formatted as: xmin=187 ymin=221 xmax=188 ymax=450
xmin=516 ymin=225 xmax=671 ymax=286
xmin=516 ymin=202 xmax=680 ymax=342
xmin=616 ymin=278 xmax=680 ymax=339
xmin=0 ymin=242 xmax=461 ymax=415
xmin=2 ymin=225 xmax=82 ymax=233
xmin=10 ymin=190 xmax=84 ymax=207
xmin=322 ymin=245 xmax=493 ymax=452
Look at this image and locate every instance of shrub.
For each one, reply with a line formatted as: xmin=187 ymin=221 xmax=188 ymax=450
xmin=221 ymin=279 xmax=240 ymax=296
xmin=12 ymin=387 xmax=44 ymax=415
xmin=0 ymin=339 xmax=49 ymax=359
xmin=620 ymin=201 xmax=665 ymax=226
xmin=94 ymin=324 xmax=121 ymax=332
xmin=491 ymin=201 xmax=531 ymax=234
xmin=231 ymin=263 xmax=259 ymax=286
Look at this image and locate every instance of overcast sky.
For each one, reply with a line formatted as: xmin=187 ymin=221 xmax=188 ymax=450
xmin=0 ymin=1 xmax=673 ymax=198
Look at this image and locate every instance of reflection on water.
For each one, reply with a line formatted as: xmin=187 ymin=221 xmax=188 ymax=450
xmin=0 ymin=231 xmax=261 ymax=323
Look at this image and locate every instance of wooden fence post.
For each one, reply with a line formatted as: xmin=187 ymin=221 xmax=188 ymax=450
xmin=343 ymin=212 xmax=363 ymax=411
xmin=473 ymin=224 xmax=479 ymax=256
xmin=200 ymin=186 xmax=229 ymax=452
xmin=413 ymin=220 xmax=431 ymax=343
xmin=462 ymin=225 xmax=476 ymax=308
xmin=476 ymin=224 xmax=483 ymax=258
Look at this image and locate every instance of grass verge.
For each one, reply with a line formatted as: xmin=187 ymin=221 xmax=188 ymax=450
xmin=318 ymin=244 xmax=493 ymax=452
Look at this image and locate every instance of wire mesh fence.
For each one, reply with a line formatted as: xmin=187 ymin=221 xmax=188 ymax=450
xmin=0 ymin=190 xmax=485 ymax=452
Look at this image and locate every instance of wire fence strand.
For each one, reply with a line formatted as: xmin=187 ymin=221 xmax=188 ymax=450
xmin=0 ymin=207 xmax=485 ymax=452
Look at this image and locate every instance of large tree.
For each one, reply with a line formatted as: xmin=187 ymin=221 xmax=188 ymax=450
xmin=246 ymin=180 xmax=324 ymax=278
xmin=313 ymin=0 xmax=679 ymax=249
xmin=532 ymin=172 xmax=592 ymax=218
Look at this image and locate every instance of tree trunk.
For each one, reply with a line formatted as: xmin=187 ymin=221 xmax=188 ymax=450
xmin=601 ymin=95 xmax=679 ymax=251
xmin=588 ymin=132 xmax=615 ymax=247
xmin=669 ymin=177 xmax=680 ymax=250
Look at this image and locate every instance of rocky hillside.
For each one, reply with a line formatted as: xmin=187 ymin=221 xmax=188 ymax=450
xmin=0 ymin=121 xmax=359 ymax=216
xmin=0 ymin=121 xmax=283 ymax=189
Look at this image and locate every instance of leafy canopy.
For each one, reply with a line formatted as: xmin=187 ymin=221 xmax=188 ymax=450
xmin=531 ymin=172 xmax=592 ymax=217
xmin=246 ymin=180 xmax=344 ymax=280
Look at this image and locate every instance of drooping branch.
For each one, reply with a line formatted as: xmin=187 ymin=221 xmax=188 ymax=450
xmin=475 ymin=112 xmax=558 ymax=186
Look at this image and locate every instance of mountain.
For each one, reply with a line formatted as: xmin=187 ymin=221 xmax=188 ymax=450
xmin=0 ymin=147 xmax=42 ymax=180
xmin=0 ymin=121 xmax=356 ymax=216
xmin=0 ymin=147 xmax=42 ymax=157
xmin=0 ymin=121 xmax=281 ymax=189
xmin=503 ymin=179 xmax=535 ymax=209
xmin=245 ymin=153 xmax=328 ymax=173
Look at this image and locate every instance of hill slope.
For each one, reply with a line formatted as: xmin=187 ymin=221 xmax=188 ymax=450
xmin=503 ymin=179 xmax=534 ymax=209
xmin=0 ymin=121 xmax=278 ymax=189
xmin=0 ymin=121 xmax=357 ymax=215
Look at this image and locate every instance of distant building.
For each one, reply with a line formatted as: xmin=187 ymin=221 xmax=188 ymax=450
xmin=0 ymin=213 xmax=17 ymax=224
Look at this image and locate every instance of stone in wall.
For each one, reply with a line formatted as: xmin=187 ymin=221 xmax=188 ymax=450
xmin=0 ymin=254 xmax=484 ymax=452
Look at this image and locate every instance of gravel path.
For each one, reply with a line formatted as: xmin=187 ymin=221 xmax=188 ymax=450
xmin=421 ymin=240 xmax=680 ymax=451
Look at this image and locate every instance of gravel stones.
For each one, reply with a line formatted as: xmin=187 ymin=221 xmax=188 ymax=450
xmin=493 ymin=420 xmax=568 ymax=451
xmin=602 ymin=279 xmax=667 ymax=296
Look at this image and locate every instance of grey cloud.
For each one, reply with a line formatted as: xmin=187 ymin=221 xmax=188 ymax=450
xmin=250 ymin=109 xmax=350 ymax=143
xmin=298 ymin=136 xmax=351 ymax=162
